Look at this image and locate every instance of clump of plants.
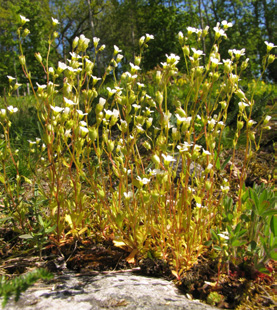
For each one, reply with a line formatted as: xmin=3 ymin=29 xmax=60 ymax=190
xmin=0 ymin=14 xmax=275 ymax=289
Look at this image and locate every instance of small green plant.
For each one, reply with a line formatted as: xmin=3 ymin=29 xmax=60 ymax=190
xmin=209 ymin=184 xmax=276 ymax=273
xmin=0 ymin=268 xmax=53 ymax=308
xmin=0 ymin=14 xmax=275 ymax=278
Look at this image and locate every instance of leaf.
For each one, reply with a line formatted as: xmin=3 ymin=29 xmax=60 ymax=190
xmin=65 ymin=214 xmax=73 ymax=229
xmin=19 ymin=234 xmax=33 ymax=239
xmin=0 ymin=173 xmax=5 ymax=184
xmin=214 ymin=245 xmax=222 ymax=251
xmin=222 ymin=155 xmax=231 ymax=170
xmin=270 ymin=216 xmax=277 ymax=237
xmin=205 ymin=240 xmax=213 ymax=247
xmin=214 ymin=151 xmax=221 ymax=170
xmin=113 ymin=240 xmax=127 ymax=249
xmin=269 ymin=249 xmax=277 ymax=260
xmin=211 ymin=229 xmax=220 ymax=241
xmin=126 ymin=249 xmax=138 ymax=264
xmin=231 ymin=239 xmax=247 ymax=247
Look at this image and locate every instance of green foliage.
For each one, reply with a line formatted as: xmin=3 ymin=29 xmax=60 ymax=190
xmin=0 ymin=268 xmax=53 ymax=308
xmin=210 ymin=184 xmax=276 ymax=272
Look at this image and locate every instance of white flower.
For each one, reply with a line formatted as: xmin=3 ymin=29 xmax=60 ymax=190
xmin=136 ymin=124 xmax=144 ymax=132
xmin=93 ymin=37 xmax=100 ymax=46
xmin=213 ymin=26 xmax=227 ymax=38
xmin=206 ymin=163 xmax=213 ymax=171
xmin=20 ymin=15 xmax=30 ymax=24
xmin=221 ymin=20 xmax=232 ymax=28
xmin=166 ymin=53 xmax=180 ymax=65
xmin=79 ymin=126 xmax=89 ymax=135
xmin=191 ymin=48 xmax=205 ymax=59
xmin=99 ymin=97 xmax=106 ymax=107
xmin=196 ymin=203 xmax=204 ymax=208
xmin=238 ymin=101 xmax=249 ymax=111
xmin=50 ymin=105 xmax=63 ymax=113
xmin=63 ymin=107 xmax=71 ymax=115
xmin=51 ymin=17 xmax=60 ymax=25
xmin=137 ymin=176 xmax=150 ymax=185
xmin=146 ymin=33 xmax=154 ymax=41
xmin=107 ymin=87 xmax=117 ymax=95
xmin=210 ymin=57 xmax=222 ymax=65
xmin=7 ymin=106 xmax=18 ymax=113
xmin=264 ymin=115 xmax=271 ymax=124
xmin=130 ymin=62 xmax=141 ymax=71
xmin=27 ymin=140 xmax=36 ymax=145
xmin=114 ymin=45 xmax=122 ymax=54
xmin=64 ymin=129 xmax=71 ymax=138
xmin=36 ymin=82 xmax=47 ymax=89
xmin=162 ymin=154 xmax=176 ymax=162
xmin=264 ymin=41 xmax=276 ymax=52
xmin=91 ymin=76 xmax=101 ymax=84
xmin=228 ymin=48 xmax=245 ymax=58
xmin=76 ymin=110 xmax=88 ymax=116
xmin=80 ymin=120 xmax=87 ymax=127
xmin=123 ymin=191 xmax=133 ymax=199
xmin=132 ymin=104 xmax=141 ymax=110
xmin=116 ymin=54 xmax=124 ymax=62
xmin=187 ymin=26 xmax=197 ymax=34
xmin=104 ymin=109 xmax=114 ymax=118
xmin=49 ymin=67 xmax=54 ymax=73
xmin=64 ymin=97 xmax=77 ymax=106
xmin=7 ymin=75 xmax=16 ymax=81
xmin=112 ymin=109 xmax=119 ymax=119
xmin=137 ymin=82 xmax=145 ymax=88
xmin=218 ymin=232 xmax=229 ymax=240
xmin=58 ymin=62 xmax=67 ymax=71
xmin=220 ymin=185 xmax=230 ymax=193
xmin=203 ymin=149 xmax=211 ymax=156
xmin=177 ymin=144 xmax=190 ymax=153
xmin=248 ymin=120 xmax=257 ymax=127
xmin=69 ymin=52 xmax=82 ymax=59
xmin=0 ymin=109 xmax=6 ymax=117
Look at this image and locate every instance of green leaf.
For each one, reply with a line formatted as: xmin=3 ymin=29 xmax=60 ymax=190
xmin=270 ymin=216 xmax=277 ymax=237
xmin=222 ymin=156 xmax=231 ymax=170
xmin=231 ymin=239 xmax=247 ymax=247
xmin=205 ymin=240 xmax=213 ymax=247
xmin=214 ymin=245 xmax=222 ymax=251
xmin=214 ymin=151 xmax=221 ymax=170
xmin=211 ymin=229 xmax=220 ymax=241
xmin=269 ymin=249 xmax=277 ymax=260
xmin=0 ymin=173 xmax=5 ymax=184
xmin=19 ymin=234 xmax=33 ymax=239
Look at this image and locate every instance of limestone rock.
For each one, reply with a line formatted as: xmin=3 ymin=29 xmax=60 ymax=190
xmin=2 ymin=271 xmax=219 ymax=310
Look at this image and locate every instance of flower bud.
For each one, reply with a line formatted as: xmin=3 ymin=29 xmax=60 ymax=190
xmin=134 ymin=56 xmax=141 ymax=66
xmin=249 ymin=132 xmax=255 ymax=141
xmin=263 ymin=115 xmax=271 ymax=125
xmin=268 ymin=54 xmax=275 ymax=64
xmin=107 ymin=140 xmax=115 ymax=152
xmin=139 ymin=36 xmax=145 ymax=46
xmin=22 ymin=28 xmax=30 ymax=38
xmin=152 ymin=154 xmax=160 ymax=166
xmin=53 ymin=31 xmax=59 ymax=39
xmin=237 ymin=121 xmax=244 ymax=130
xmin=35 ymin=52 xmax=42 ymax=63
xmin=73 ymin=36 xmax=79 ymax=49
xmin=182 ymin=45 xmax=190 ymax=57
xmin=156 ymin=91 xmax=163 ymax=106
xmin=19 ymin=55 xmax=26 ymax=66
